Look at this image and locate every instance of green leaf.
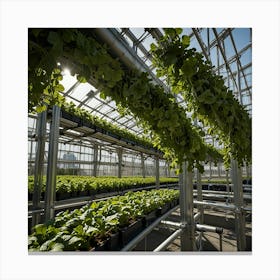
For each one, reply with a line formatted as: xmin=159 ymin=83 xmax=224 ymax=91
xmin=182 ymin=35 xmax=190 ymax=46
xmin=55 ymin=83 xmax=64 ymax=92
xmin=181 ymin=58 xmax=196 ymax=77
xmin=68 ymin=236 xmax=82 ymax=245
xmin=36 ymin=105 xmax=47 ymax=113
xmin=28 ymin=236 xmax=38 ymax=246
xmin=100 ymin=92 xmax=106 ymax=100
xmin=47 ymin=32 xmax=63 ymax=55
xmin=150 ymin=43 xmax=157 ymax=52
xmin=33 ymin=224 xmax=47 ymax=235
xmin=32 ymin=29 xmax=43 ymax=37
xmin=77 ymin=75 xmax=87 ymax=83
xmin=51 ymin=243 xmax=64 ymax=251
xmin=61 ymin=234 xmax=72 ymax=242
xmin=175 ymin=28 xmax=183 ymax=35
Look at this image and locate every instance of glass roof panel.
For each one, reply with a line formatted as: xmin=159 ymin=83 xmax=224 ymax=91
xmin=60 ymin=73 xmax=78 ymax=92
xmin=68 ymin=83 xmax=96 ymax=100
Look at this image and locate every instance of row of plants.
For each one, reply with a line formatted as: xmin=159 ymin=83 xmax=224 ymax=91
xmin=28 ymin=175 xmax=179 ymax=200
xmin=28 ymin=189 xmax=179 ymax=251
xmin=61 ymin=101 xmax=156 ymax=151
xmin=28 ymin=28 xmax=223 ymax=172
xmin=150 ymin=28 xmax=251 ymax=168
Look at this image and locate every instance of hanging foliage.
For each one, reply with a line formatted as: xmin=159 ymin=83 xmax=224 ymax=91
xmin=150 ymin=28 xmax=251 ymax=167
xmin=28 ymin=28 xmax=223 ymax=172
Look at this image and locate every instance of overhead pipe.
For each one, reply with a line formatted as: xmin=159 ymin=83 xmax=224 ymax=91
xmin=92 ymin=28 xmax=169 ymax=92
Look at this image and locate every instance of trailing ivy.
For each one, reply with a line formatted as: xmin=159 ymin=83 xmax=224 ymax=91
xmin=28 ymin=28 xmax=223 ymax=171
xmin=150 ymin=28 xmax=251 ymax=167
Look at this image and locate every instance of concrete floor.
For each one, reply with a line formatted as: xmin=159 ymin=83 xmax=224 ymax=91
xmin=133 ymin=207 xmax=252 ymax=252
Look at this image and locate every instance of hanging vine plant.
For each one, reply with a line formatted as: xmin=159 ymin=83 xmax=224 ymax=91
xmin=28 ymin=28 xmax=124 ymax=112
xmin=150 ymin=28 xmax=251 ymax=167
xmin=28 ymin=28 xmax=222 ymax=172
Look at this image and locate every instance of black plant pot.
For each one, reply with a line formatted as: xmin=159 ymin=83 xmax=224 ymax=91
xmin=120 ymin=219 xmax=144 ymax=246
xmin=89 ymin=189 xmax=96 ymax=196
xmin=56 ymin=192 xmax=71 ymax=200
xmin=79 ymin=190 xmax=88 ymax=197
xmin=107 ymin=232 xmax=121 ymax=251
xmin=159 ymin=203 xmax=170 ymax=215
xmin=28 ymin=193 xmax=33 ymax=201
xmin=144 ymin=210 xmax=158 ymax=226
xmin=70 ymin=191 xmax=78 ymax=198
xmin=90 ymin=241 xmax=107 ymax=251
xmin=170 ymin=199 xmax=177 ymax=209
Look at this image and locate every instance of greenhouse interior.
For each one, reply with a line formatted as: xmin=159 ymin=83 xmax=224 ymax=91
xmin=28 ymin=28 xmax=252 ymax=252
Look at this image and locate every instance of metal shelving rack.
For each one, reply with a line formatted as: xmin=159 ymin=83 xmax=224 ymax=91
xmin=28 ymin=28 xmax=252 ymax=251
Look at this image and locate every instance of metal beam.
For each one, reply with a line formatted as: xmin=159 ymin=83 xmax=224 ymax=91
xmin=155 ymin=156 xmax=160 ymax=189
xmin=32 ymin=110 xmax=47 ymax=228
xmin=179 ymin=161 xmax=196 ymax=251
xmin=209 ymin=28 xmax=233 ymax=49
xmin=141 ymin=153 xmax=146 ymax=178
xmin=153 ymin=229 xmax=182 ymax=252
xmin=117 ymin=147 xmax=123 ymax=178
xmin=229 ymin=30 xmax=252 ymax=98
xmin=92 ymin=28 xmax=169 ymax=93
xmin=44 ymin=106 xmax=61 ymax=222
xmin=92 ymin=143 xmax=99 ymax=176
xmin=212 ymin=28 xmax=239 ymax=91
xmin=231 ymin=159 xmax=246 ymax=251
xmin=214 ymin=44 xmax=252 ymax=73
xmin=192 ymin=28 xmax=211 ymax=61
xmin=121 ymin=205 xmax=180 ymax=251
xmin=196 ymin=168 xmax=204 ymax=224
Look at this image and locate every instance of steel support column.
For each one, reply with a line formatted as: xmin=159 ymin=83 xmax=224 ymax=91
xmin=196 ymin=168 xmax=204 ymax=224
xmin=141 ymin=153 xmax=145 ymax=178
xmin=117 ymin=148 xmax=123 ymax=178
xmin=155 ymin=156 xmax=160 ymax=189
xmin=92 ymin=143 xmax=98 ymax=177
xmin=167 ymin=162 xmax=170 ymax=177
xmin=237 ymin=64 xmax=243 ymax=105
xmin=225 ymin=170 xmax=231 ymax=202
xmin=179 ymin=161 xmax=196 ymax=251
xmin=44 ymin=106 xmax=61 ymax=222
xmin=231 ymin=159 xmax=246 ymax=251
xmin=32 ymin=110 xmax=47 ymax=228
xmin=217 ymin=161 xmax=221 ymax=178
